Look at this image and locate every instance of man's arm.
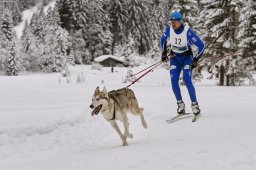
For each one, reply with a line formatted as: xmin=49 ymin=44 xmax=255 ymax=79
xmin=160 ymin=26 xmax=170 ymax=51
xmin=187 ymin=28 xmax=205 ymax=59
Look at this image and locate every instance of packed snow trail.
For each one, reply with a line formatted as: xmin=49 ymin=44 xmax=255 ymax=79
xmin=0 ymin=65 xmax=256 ymax=170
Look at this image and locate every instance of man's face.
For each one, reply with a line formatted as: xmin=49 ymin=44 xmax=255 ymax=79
xmin=169 ymin=20 xmax=181 ymax=30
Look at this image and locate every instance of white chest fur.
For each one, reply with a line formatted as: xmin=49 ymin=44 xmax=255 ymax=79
xmin=102 ymin=99 xmax=123 ymax=121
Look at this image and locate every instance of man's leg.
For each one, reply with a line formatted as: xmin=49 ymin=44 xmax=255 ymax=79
xmin=183 ymin=56 xmax=200 ymax=115
xmin=182 ymin=56 xmax=197 ymax=102
xmin=170 ymin=58 xmax=186 ymax=114
xmin=169 ymin=58 xmax=182 ymax=101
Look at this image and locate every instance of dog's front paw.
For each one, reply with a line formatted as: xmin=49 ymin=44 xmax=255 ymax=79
xmin=142 ymin=121 xmax=148 ymax=129
xmin=122 ymin=141 xmax=128 ymax=146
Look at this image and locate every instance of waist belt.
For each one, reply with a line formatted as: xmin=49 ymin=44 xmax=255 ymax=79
xmin=175 ymin=49 xmax=193 ymax=56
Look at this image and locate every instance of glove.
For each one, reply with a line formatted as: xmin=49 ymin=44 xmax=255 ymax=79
xmin=161 ymin=51 xmax=168 ymax=62
xmin=161 ymin=55 xmax=168 ymax=62
xmin=191 ymin=57 xmax=198 ymax=69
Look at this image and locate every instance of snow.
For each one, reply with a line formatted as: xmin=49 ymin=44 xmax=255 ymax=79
xmin=94 ymin=55 xmax=124 ymax=63
xmin=14 ymin=1 xmax=56 ymax=39
xmin=0 ymin=65 xmax=256 ymax=170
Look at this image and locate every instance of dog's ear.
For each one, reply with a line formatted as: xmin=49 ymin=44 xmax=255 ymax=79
xmin=103 ymin=86 xmax=107 ymax=93
xmin=95 ymin=86 xmax=100 ymax=94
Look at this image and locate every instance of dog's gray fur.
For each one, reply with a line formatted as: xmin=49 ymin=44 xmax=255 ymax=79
xmin=90 ymin=86 xmax=147 ymax=146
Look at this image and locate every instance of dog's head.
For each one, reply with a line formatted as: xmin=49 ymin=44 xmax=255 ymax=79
xmin=90 ymin=86 xmax=109 ymax=116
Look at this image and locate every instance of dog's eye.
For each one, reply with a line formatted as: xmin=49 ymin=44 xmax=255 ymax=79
xmin=96 ymin=98 xmax=100 ymax=101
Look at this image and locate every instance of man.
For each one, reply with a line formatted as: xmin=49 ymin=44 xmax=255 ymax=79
xmin=160 ymin=11 xmax=205 ymax=117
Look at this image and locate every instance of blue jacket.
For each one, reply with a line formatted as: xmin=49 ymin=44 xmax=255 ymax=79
xmin=160 ymin=24 xmax=205 ymax=59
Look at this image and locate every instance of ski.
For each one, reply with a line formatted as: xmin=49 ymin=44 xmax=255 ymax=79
xmin=166 ymin=113 xmax=193 ymax=124
xmin=192 ymin=114 xmax=201 ymax=122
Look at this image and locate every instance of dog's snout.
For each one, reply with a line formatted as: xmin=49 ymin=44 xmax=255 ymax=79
xmin=89 ymin=104 xmax=94 ymax=109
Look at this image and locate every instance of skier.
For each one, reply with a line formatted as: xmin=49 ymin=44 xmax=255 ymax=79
xmin=160 ymin=11 xmax=205 ymax=118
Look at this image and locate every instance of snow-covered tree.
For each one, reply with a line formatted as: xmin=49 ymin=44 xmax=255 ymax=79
xmin=238 ymin=0 xmax=256 ymax=62
xmin=18 ymin=0 xmax=36 ymax=11
xmin=235 ymin=0 xmax=256 ymax=85
xmin=42 ymin=23 xmax=72 ymax=72
xmin=0 ymin=9 xmax=21 ymax=74
xmin=147 ymin=0 xmax=169 ymax=38
xmin=0 ymin=9 xmax=14 ymax=49
xmin=200 ymin=0 xmax=242 ymax=86
xmin=84 ymin=48 xmax=93 ymax=64
xmin=56 ymin=0 xmax=88 ymax=32
xmin=44 ymin=5 xmax=60 ymax=26
xmin=172 ymin=0 xmax=199 ymax=28
xmin=85 ymin=0 xmax=112 ymax=59
xmin=20 ymin=14 xmax=44 ymax=71
xmin=108 ymin=0 xmax=128 ymax=54
xmin=32 ymin=6 xmax=45 ymax=39
xmin=70 ymin=30 xmax=87 ymax=64
xmin=20 ymin=5 xmax=73 ymax=72
xmin=127 ymin=0 xmax=153 ymax=54
xmin=123 ymin=69 xmax=136 ymax=83
xmin=5 ymin=45 xmax=20 ymax=76
xmin=55 ymin=0 xmax=74 ymax=32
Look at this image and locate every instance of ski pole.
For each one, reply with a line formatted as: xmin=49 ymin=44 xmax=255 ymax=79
xmin=134 ymin=61 xmax=163 ymax=76
xmin=126 ymin=61 xmax=164 ymax=88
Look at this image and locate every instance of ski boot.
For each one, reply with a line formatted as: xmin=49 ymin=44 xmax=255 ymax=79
xmin=191 ymin=101 xmax=201 ymax=116
xmin=177 ymin=100 xmax=185 ymax=114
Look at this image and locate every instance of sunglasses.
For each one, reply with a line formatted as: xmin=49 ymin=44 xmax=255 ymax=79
xmin=168 ymin=20 xmax=180 ymax=25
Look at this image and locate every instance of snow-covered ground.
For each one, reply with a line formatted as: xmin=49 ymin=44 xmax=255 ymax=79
xmin=0 ymin=65 xmax=256 ymax=170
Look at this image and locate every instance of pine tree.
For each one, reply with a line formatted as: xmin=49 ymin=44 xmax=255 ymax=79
xmin=33 ymin=6 xmax=45 ymax=39
xmin=236 ymin=0 xmax=256 ymax=85
xmin=123 ymin=69 xmax=136 ymax=83
xmin=0 ymin=31 xmax=8 ymax=71
xmin=87 ymin=23 xmax=112 ymax=58
xmin=119 ymin=34 xmax=136 ymax=66
xmin=20 ymin=5 xmax=72 ymax=72
xmin=147 ymin=0 xmax=169 ymax=38
xmin=84 ymin=48 xmax=92 ymax=64
xmin=42 ymin=24 xmax=71 ymax=72
xmin=20 ymin=21 xmax=38 ymax=71
xmin=197 ymin=0 xmax=203 ymax=11
xmin=85 ymin=0 xmax=112 ymax=58
xmin=56 ymin=0 xmax=88 ymax=32
xmin=1 ymin=9 xmax=14 ymax=49
xmin=5 ymin=45 xmax=20 ymax=76
xmin=200 ymin=0 xmax=242 ymax=86
xmin=72 ymin=0 xmax=89 ymax=30
xmin=53 ymin=0 xmax=90 ymax=64
xmin=44 ymin=5 xmax=60 ymax=26
xmin=44 ymin=5 xmax=73 ymax=72
xmin=71 ymin=30 xmax=87 ymax=64
xmin=18 ymin=0 xmax=36 ymax=11
xmin=55 ymin=0 xmax=73 ymax=32
xmin=127 ymin=0 xmax=153 ymax=54
xmin=108 ymin=0 xmax=129 ymax=54
xmin=20 ymin=11 xmax=45 ymax=71
xmin=0 ymin=9 xmax=21 ymax=74
xmin=172 ymin=0 xmax=199 ymax=28
xmin=238 ymin=0 xmax=256 ymax=60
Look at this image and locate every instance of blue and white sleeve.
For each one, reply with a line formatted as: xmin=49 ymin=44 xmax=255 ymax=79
xmin=187 ymin=28 xmax=205 ymax=59
xmin=160 ymin=26 xmax=170 ymax=51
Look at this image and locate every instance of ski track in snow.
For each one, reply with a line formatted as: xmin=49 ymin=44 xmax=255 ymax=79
xmin=0 ymin=65 xmax=256 ymax=170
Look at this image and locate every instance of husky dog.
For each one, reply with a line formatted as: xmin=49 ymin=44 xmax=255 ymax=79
xmin=90 ymin=86 xmax=147 ymax=146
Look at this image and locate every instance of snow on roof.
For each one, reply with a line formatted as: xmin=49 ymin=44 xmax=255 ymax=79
xmin=94 ymin=55 xmax=124 ymax=63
